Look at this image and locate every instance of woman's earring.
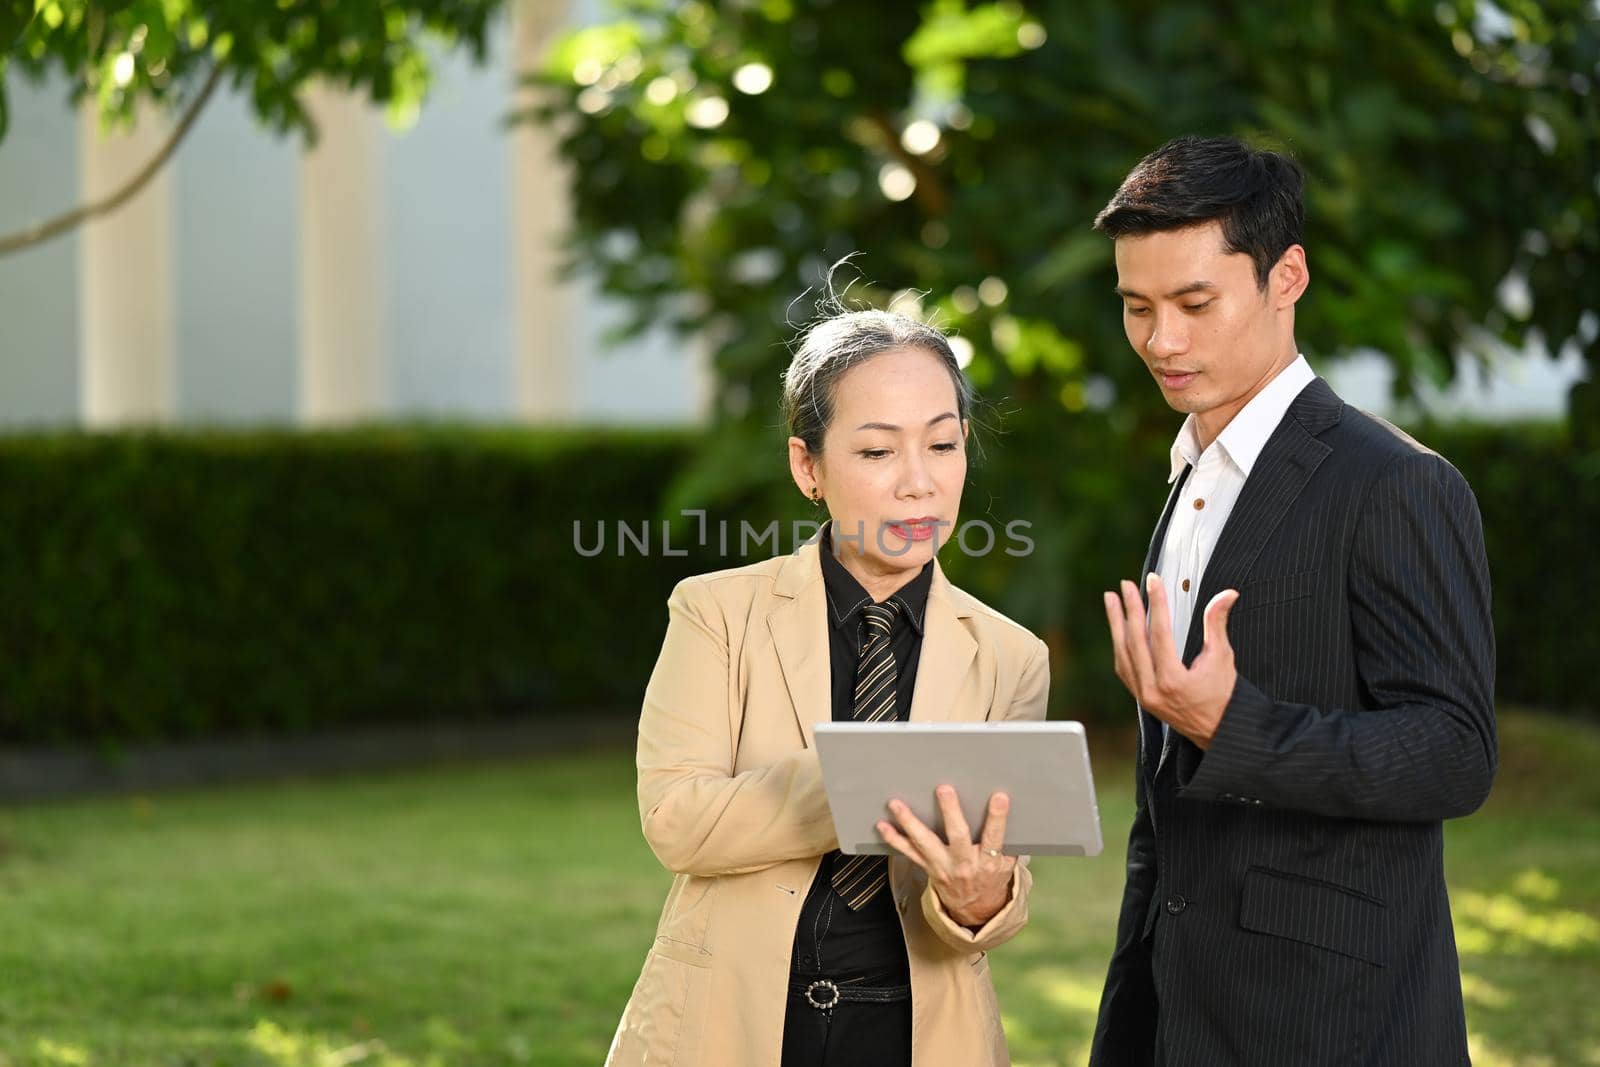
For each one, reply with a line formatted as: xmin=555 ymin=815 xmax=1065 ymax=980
xmin=809 ymin=486 xmax=822 ymax=507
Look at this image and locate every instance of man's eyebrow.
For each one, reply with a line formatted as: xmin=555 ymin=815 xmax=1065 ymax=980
xmin=1113 ymin=281 xmax=1217 ymax=301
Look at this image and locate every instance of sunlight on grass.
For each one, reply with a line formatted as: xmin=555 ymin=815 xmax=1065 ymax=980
xmin=1456 ymin=874 xmax=1600 ymax=956
xmin=1511 ymin=869 xmax=1561 ymax=902
xmin=1021 ymin=966 xmax=1104 ymax=1016
xmin=27 ymin=1039 xmax=92 ymax=1066
xmin=1459 ymin=971 xmax=1512 ymax=1009
xmin=1468 ymin=1032 xmax=1556 ymax=1067
xmin=248 ymin=1020 xmax=410 ymax=1067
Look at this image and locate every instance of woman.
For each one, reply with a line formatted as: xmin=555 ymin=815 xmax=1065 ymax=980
xmin=607 ymin=306 xmax=1050 ymax=1067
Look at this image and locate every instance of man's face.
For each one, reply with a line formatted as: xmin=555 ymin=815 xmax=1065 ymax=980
xmin=1113 ymin=221 xmax=1301 ymax=444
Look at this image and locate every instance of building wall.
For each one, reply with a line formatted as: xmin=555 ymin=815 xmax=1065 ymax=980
xmin=173 ymin=82 xmax=297 ymax=423
xmin=0 ymin=73 xmax=79 ymax=426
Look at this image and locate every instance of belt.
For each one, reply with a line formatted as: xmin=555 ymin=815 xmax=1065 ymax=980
xmin=787 ymin=977 xmax=912 ymax=1012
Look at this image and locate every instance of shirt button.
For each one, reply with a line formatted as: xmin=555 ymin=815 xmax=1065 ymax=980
xmin=1166 ymin=894 xmax=1188 ymax=916
xmin=1193 ymin=498 xmax=1205 ymax=510
xmin=1181 ymin=579 xmax=1191 ymax=592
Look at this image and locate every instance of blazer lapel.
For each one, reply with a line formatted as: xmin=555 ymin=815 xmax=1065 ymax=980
xmin=1181 ymin=379 xmax=1340 ymax=663
xmin=1139 ymin=466 xmax=1192 ymax=778
xmin=907 ymin=564 xmax=977 ymax=724
xmin=1143 ymin=465 xmax=1192 ymax=582
xmin=768 ymin=544 xmax=832 ymax=749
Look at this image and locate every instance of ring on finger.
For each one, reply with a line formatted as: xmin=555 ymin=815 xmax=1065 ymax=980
xmin=982 ymin=847 xmax=1001 ymax=858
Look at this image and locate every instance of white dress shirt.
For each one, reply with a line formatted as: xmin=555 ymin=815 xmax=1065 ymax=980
xmin=1154 ymin=355 xmax=1318 ymax=662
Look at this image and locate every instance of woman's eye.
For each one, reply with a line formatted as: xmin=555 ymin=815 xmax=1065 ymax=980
xmin=932 ymin=442 xmax=958 ymax=453
xmin=860 ymin=449 xmax=890 ymax=460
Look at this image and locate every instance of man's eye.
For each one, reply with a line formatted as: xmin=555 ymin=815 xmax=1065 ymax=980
xmin=1183 ymin=301 xmax=1214 ymax=313
xmin=1126 ymin=306 xmax=1151 ymax=316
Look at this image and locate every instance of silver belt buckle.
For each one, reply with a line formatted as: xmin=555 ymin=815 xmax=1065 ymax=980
xmin=804 ymin=978 xmax=841 ymax=1011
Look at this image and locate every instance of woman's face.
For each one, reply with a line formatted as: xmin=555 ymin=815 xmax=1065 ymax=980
xmin=790 ymin=346 xmax=968 ymax=585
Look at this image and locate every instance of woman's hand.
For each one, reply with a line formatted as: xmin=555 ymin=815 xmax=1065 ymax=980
xmin=877 ymin=785 xmax=1017 ymax=929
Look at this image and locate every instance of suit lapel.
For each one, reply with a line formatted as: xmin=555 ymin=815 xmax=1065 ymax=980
xmin=770 ymin=550 xmax=980 ymax=744
xmin=1138 ymin=466 xmax=1192 ymax=778
xmin=907 ymin=564 xmax=977 ymax=724
xmin=768 ymin=544 xmax=832 ymax=749
xmin=1143 ymin=465 xmax=1192 ymax=582
xmin=1181 ymin=379 xmax=1340 ymax=663
xmin=1163 ymin=378 xmax=1342 ymax=783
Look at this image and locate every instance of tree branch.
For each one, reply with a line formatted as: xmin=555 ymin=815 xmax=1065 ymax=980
xmin=0 ymin=63 xmax=226 ymax=257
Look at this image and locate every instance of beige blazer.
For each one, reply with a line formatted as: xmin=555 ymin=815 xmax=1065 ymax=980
xmin=607 ymin=542 xmax=1051 ymax=1067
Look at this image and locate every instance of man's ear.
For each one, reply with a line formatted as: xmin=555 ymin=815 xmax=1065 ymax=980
xmin=1273 ymin=244 xmax=1310 ymax=309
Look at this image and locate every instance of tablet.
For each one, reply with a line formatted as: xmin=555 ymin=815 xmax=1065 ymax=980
xmin=813 ymin=721 xmax=1102 ymax=857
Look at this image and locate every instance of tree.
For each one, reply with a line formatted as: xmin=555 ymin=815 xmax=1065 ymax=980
xmin=531 ymin=0 xmax=1599 ymax=710
xmin=0 ymin=0 xmax=507 ymax=254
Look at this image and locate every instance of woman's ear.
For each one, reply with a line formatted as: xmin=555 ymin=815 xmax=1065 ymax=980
xmin=788 ymin=436 xmax=820 ymax=500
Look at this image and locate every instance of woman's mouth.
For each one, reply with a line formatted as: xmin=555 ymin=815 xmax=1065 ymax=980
xmin=886 ymin=517 xmax=942 ymax=543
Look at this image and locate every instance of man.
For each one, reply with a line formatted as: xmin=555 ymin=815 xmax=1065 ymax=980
xmin=1089 ymin=136 xmax=1496 ymax=1066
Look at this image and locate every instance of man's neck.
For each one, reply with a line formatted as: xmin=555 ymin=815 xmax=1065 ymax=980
xmin=1193 ymin=347 xmax=1299 ymax=451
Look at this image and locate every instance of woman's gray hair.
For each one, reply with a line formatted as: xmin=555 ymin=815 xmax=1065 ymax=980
xmin=781 ymin=306 xmax=975 ymax=455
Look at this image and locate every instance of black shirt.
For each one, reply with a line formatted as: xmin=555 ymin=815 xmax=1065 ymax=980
xmin=790 ymin=529 xmax=932 ymax=981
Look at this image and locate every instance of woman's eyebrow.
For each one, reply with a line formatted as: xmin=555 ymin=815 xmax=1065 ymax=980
xmin=855 ymin=412 xmax=958 ymax=432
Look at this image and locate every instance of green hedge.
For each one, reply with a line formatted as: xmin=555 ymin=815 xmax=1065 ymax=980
xmin=1418 ymin=421 xmax=1599 ymax=715
xmin=0 ymin=422 xmax=1591 ymax=746
xmin=0 ymin=428 xmax=701 ymax=744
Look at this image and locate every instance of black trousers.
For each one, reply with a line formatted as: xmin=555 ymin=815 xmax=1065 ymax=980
xmin=780 ymin=991 xmax=912 ymax=1067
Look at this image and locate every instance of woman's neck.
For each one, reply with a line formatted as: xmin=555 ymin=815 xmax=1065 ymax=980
xmin=834 ymin=543 xmax=925 ymax=603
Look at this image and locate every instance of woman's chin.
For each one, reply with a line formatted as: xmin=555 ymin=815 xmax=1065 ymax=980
xmin=874 ymin=529 xmax=941 ymax=567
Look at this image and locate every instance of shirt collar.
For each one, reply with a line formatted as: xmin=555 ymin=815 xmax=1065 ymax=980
xmin=819 ymin=525 xmax=930 ymax=635
xmin=1167 ymin=355 xmax=1316 ymax=482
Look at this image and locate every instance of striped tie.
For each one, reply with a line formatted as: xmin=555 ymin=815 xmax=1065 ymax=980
xmin=831 ymin=600 xmax=901 ymax=909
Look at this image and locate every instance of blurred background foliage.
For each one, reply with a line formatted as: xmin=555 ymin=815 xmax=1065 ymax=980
xmin=0 ymin=0 xmax=502 ymax=143
xmin=525 ymin=0 xmax=1599 ymax=711
xmin=0 ymin=0 xmax=1595 ymax=739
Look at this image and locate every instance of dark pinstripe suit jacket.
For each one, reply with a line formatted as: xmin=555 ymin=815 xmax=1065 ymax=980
xmin=1090 ymin=378 xmax=1497 ymax=1067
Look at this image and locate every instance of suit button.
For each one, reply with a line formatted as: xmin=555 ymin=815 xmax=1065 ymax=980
xmin=1166 ymin=895 xmax=1188 ymax=916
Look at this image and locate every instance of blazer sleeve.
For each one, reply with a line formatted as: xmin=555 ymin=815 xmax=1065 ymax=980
xmin=635 ymin=576 xmax=838 ymax=877
xmin=1184 ymin=450 xmax=1498 ymax=821
xmin=921 ymin=635 xmax=1050 ymax=953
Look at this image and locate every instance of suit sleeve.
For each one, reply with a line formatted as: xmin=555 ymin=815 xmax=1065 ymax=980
xmin=1089 ymin=755 xmax=1159 ymax=1066
xmin=636 ymin=577 xmax=838 ymax=877
xmin=921 ymin=636 xmax=1049 ymax=953
xmin=1184 ymin=450 xmax=1498 ymax=821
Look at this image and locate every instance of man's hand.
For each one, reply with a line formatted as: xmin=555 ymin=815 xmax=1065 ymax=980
xmin=1104 ymin=574 xmax=1240 ymax=749
xmin=877 ymin=786 xmax=1016 ymax=929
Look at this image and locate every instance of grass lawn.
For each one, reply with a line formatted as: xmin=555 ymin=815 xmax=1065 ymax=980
xmin=0 ymin=711 xmax=1596 ymax=1067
